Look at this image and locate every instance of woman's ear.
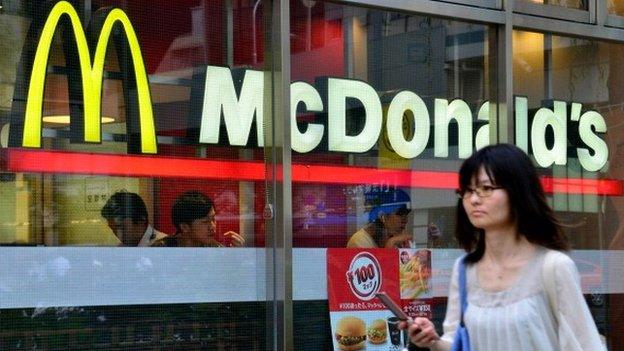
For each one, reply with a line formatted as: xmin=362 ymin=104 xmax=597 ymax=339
xmin=380 ymin=214 xmax=386 ymax=223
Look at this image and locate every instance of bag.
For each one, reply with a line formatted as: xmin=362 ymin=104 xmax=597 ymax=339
xmin=451 ymin=256 xmax=471 ymax=351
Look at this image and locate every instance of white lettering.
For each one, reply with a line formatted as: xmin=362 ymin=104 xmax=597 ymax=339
xmin=386 ymin=91 xmax=430 ymax=159
xmin=434 ymin=99 xmax=473 ymax=158
xmin=196 ymin=66 xmax=610 ymax=173
xmin=577 ymin=110 xmax=608 ymax=171
xmin=514 ymin=96 xmax=529 ymax=153
xmin=475 ymin=101 xmax=490 ymax=150
xmin=328 ymin=78 xmax=382 ymax=153
xmin=531 ymin=101 xmax=566 ymax=168
xmin=291 ymin=81 xmax=324 ymax=153
xmin=199 ymin=66 xmax=264 ymax=146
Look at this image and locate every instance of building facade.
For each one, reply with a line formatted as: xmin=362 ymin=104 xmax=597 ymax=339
xmin=0 ymin=0 xmax=623 ymax=349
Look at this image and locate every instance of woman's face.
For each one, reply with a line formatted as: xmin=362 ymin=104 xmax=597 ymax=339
xmin=462 ymin=167 xmax=513 ymax=231
xmin=400 ymin=251 xmax=410 ymax=264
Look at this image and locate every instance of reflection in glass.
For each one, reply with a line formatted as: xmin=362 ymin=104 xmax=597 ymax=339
xmin=290 ymin=3 xmax=493 ymax=249
xmin=514 ymin=30 xmax=624 ymax=349
xmin=527 ymin=0 xmax=586 ymax=10
xmin=0 ymin=1 xmax=270 ymax=349
xmin=0 ymin=0 xmax=268 ymax=248
xmin=608 ymin=0 xmax=624 ymax=16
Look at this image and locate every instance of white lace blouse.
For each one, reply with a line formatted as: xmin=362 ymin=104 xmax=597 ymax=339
xmin=440 ymin=248 xmax=605 ymax=351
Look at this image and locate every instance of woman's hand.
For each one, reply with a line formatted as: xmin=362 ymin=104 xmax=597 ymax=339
xmin=224 ymin=231 xmax=246 ymax=247
xmin=399 ymin=317 xmax=440 ymax=349
xmin=384 ymin=234 xmax=412 ymax=248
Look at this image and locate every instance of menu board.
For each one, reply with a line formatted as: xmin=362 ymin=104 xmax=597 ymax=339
xmin=327 ymin=248 xmax=432 ymax=351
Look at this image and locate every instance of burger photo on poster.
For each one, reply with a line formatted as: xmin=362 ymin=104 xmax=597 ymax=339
xmin=335 ymin=316 xmax=367 ymax=351
xmin=367 ymin=318 xmax=387 ymax=344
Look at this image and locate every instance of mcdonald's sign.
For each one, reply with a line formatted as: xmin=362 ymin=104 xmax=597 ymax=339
xmin=5 ymin=0 xmax=608 ymax=171
xmin=9 ymin=1 xmax=157 ymax=154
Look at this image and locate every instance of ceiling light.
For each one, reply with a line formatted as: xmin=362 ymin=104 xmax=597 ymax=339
xmin=42 ymin=115 xmax=115 ymax=124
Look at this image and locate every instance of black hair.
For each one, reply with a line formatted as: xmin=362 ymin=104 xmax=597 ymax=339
xmin=101 ymin=191 xmax=148 ymax=224
xmin=455 ymin=143 xmax=570 ymax=263
xmin=171 ymin=191 xmax=214 ymax=233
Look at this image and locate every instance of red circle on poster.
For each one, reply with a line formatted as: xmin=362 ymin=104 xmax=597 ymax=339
xmin=346 ymin=252 xmax=382 ymax=301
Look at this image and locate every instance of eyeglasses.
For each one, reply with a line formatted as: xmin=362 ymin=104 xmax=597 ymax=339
xmin=455 ymin=185 xmax=503 ymax=199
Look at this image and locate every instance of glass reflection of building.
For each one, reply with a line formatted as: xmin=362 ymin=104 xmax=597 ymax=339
xmin=0 ymin=0 xmax=622 ymax=350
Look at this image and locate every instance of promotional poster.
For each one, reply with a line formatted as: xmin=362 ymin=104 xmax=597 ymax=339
xmin=399 ymin=249 xmax=433 ymax=320
xmin=327 ymin=248 xmax=432 ymax=351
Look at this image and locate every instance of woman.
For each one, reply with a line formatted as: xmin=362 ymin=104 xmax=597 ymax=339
xmin=401 ymin=144 xmax=604 ymax=350
xmin=346 ymin=188 xmax=412 ymax=248
xmin=400 ymin=250 xmax=411 ymax=265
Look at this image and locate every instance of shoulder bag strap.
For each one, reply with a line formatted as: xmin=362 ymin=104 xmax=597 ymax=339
xmin=458 ymin=255 xmax=468 ymax=326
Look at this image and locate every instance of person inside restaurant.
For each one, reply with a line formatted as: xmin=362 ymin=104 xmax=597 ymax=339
xmin=153 ymin=190 xmax=246 ymax=247
xmin=101 ymin=191 xmax=168 ymax=247
xmin=347 ymin=187 xmax=412 ymax=248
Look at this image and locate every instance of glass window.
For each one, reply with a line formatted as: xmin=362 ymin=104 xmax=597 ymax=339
xmin=290 ymin=1 xmax=495 ymax=249
xmin=514 ymin=0 xmax=590 ymax=22
xmin=290 ymin=1 xmax=496 ymax=348
xmin=433 ymin=0 xmax=500 ymax=9
xmin=608 ymin=0 xmax=624 ymax=16
xmin=0 ymin=0 xmax=272 ymax=348
xmin=513 ymin=30 xmax=623 ymax=349
xmin=523 ymin=0 xmax=587 ymax=10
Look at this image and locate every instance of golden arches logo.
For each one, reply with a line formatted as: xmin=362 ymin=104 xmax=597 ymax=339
xmin=21 ymin=1 xmax=157 ymax=153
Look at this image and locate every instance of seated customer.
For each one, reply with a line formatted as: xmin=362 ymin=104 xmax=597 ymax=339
xmin=101 ymin=191 xmax=168 ymax=246
xmin=153 ymin=191 xmax=245 ymax=247
xmin=347 ymin=188 xmax=412 ymax=248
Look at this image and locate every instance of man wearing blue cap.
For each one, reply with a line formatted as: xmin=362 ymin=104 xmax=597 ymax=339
xmin=347 ymin=188 xmax=412 ymax=248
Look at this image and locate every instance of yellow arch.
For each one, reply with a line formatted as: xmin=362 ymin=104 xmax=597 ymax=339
xmin=23 ymin=1 xmax=157 ymax=153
